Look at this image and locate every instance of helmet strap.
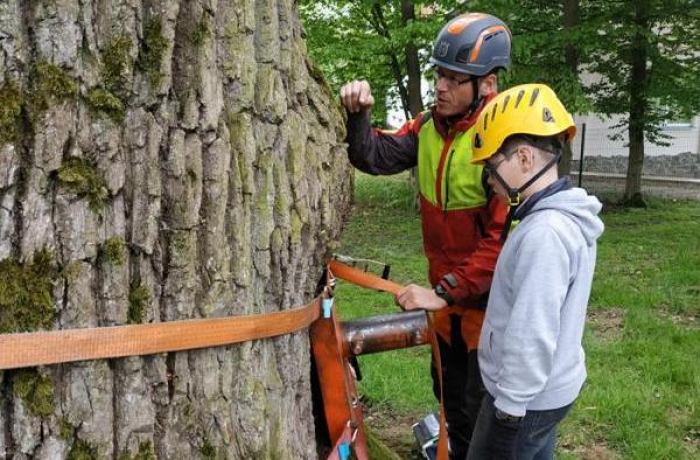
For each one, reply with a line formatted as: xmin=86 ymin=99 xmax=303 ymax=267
xmin=491 ymin=151 xmax=561 ymax=240
xmin=467 ymin=78 xmax=481 ymax=116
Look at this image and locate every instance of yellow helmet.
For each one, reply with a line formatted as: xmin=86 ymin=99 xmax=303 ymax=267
xmin=471 ymin=83 xmax=576 ymax=164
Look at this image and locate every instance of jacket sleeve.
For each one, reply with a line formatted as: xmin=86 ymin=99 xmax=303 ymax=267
xmin=345 ymin=111 xmax=419 ymax=175
xmin=436 ymin=186 xmax=508 ymax=304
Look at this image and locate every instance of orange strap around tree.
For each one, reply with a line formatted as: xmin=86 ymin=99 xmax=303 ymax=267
xmin=327 ymin=260 xmax=449 ymax=460
xmin=0 ymin=297 xmax=323 ymax=370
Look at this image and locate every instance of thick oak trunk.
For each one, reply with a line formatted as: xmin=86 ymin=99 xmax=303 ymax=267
xmin=0 ymin=0 xmax=351 ymax=458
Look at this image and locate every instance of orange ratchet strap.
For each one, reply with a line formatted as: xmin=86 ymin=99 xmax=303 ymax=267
xmin=0 ymin=297 xmax=324 ymax=370
xmin=327 ymin=260 xmax=449 ymax=460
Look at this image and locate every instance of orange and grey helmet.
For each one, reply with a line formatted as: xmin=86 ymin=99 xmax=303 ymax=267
xmin=471 ymin=84 xmax=577 ymax=164
xmin=429 ymin=13 xmax=512 ymax=76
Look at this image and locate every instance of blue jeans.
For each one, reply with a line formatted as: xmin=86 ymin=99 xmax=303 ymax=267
xmin=466 ymin=393 xmax=573 ymax=460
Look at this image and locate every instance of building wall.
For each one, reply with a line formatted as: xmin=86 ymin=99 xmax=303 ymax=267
xmin=571 ymin=114 xmax=700 ymax=158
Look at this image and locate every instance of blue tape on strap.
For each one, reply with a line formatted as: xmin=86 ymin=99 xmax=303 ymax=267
xmin=322 ymin=298 xmax=333 ymax=318
xmin=338 ymin=442 xmax=351 ymax=460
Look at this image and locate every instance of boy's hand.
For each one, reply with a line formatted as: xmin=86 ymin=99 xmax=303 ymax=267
xmin=340 ymin=80 xmax=375 ymax=113
xmin=396 ymin=285 xmax=448 ymax=311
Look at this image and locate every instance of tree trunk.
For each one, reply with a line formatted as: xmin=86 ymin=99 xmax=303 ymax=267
xmin=400 ymin=0 xmax=423 ymax=210
xmin=625 ymin=0 xmax=648 ymax=205
xmin=401 ymin=0 xmax=423 ymax=118
xmin=0 ymin=0 xmax=351 ymax=458
xmin=559 ymin=0 xmax=580 ymax=176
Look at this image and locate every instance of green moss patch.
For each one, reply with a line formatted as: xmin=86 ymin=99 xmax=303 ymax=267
xmin=99 ymin=237 xmax=126 ymax=266
xmin=57 ymin=157 xmax=109 ymax=211
xmin=0 ymin=248 xmax=56 ymax=334
xmin=86 ymin=88 xmax=125 ymax=122
xmin=119 ymin=440 xmax=157 ymax=460
xmin=103 ymin=36 xmax=133 ymax=96
xmin=0 ymin=80 xmax=23 ymax=143
xmin=128 ymin=279 xmax=150 ymax=324
xmin=12 ymin=369 xmax=54 ymax=417
xmin=138 ymin=18 xmax=169 ymax=87
xmin=29 ymin=62 xmax=78 ymax=115
xmin=67 ymin=439 xmax=98 ymax=460
xmin=200 ymin=437 xmax=218 ymax=459
xmin=191 ymin=13 xmax=211 ymax=47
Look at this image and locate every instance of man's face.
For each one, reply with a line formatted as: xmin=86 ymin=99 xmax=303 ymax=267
xmin=434 ymin=67 xmax=476 ymax=117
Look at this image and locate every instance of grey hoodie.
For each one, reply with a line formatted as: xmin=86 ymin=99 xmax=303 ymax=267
xmin=478 ymin=188 xmax=604 ymax=417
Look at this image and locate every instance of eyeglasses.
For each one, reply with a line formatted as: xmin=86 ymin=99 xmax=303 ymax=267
xmin=483 ymin=147 xmax=520 ymax=176
xmin=433 ymin=68 xmax=473 ymax=87
xmin=483 ymin=156 xmax=507 ymax=176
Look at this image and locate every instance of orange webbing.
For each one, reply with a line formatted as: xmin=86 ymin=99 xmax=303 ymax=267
xmin=328 ymin=260 xmax=449 ymax=460
xmin=0 ymin=299 xmax=321 ymax=370
xmin=327 ymin=260 xmax=402 ymax=296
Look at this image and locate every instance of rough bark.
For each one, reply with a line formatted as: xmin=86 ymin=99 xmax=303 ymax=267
xmin=0 ymin=0 xmax=351 ymax=458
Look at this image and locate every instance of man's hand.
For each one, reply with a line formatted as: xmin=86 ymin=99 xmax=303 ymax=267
xmin=340 ymin=80 xmax=375 ymax=113
xmin=396 ymin=284 xmax=448 ymax=311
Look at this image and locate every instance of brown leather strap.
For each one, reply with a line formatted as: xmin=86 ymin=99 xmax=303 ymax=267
xmin=328 ymin=260 xmax=448 ymax=460
xmin=0 ymin=299 xmax=321 ymax=370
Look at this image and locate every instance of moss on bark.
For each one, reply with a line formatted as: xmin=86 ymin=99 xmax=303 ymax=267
xmin=138 ymin=18 xmax=168 ymax=87
xmin=12 ymin=369 xmax=54 ymax=417
xmin=57 ymin=157 xmax=109 ymax=211
xmin=0 ymin=248 xmax=56 ymax=333
xmin=29 ymin=62 xmax=78 ymax=116
xmin=99 ymin=238 xmax=126 ymax=266
xmin=128 ymin=279 xmax=150 ymax=324
xmin=0 ymin=80 xmax=23 ymax=143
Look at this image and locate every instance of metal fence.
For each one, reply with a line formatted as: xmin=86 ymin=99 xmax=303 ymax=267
xmin=568 ymin=123 xmax=700 ymax=200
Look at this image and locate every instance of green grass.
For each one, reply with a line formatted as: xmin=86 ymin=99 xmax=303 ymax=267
xmin=336 ymin=172 xmax=700 ymax=459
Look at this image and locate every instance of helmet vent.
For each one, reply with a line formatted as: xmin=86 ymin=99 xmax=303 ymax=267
xmin=529 ymin=88 xmax=540 ymax=106
xmin=475 ymin=133 xmax=483 ymax=148
xmin=543 ymin=107 xmax=555 ymax=123
xmin=515 ymin=90 xmax=525 ymax=108
xmin=491 ymin=103 xmax=498 ymax=121
xmin=483 ymin=114 xmax=488 ymax=130
xmin=502 ymin=95 xmax=511 ymax=113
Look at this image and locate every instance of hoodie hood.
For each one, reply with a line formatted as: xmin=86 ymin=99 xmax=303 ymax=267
xmin=530 ymin=188 xmax=604 ymax=246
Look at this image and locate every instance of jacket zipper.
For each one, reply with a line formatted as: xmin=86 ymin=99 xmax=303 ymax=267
xmin=443 ymin=149 xmax=455 ymax=217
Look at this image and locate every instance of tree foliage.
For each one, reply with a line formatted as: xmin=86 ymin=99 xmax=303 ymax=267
xmin=299 ymin=0 xmax=464 ymax=125
xmin=301 ymin=0 xmax=700 ymax=202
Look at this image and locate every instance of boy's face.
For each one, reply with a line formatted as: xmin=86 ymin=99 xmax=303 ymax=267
xmin=434 ymin=67 xmax=477 ymax=117
xmin=484 ymin=146 xmax=527 ymax=201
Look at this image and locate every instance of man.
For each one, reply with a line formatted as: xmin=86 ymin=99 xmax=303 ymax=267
xmin=466 ymin=84 xmax=604 ymax=460
xmin=340 ymin=13 xmax=512 ymax=459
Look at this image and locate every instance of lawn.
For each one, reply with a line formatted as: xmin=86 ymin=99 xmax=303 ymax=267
xmin=335 ymin=172 xmax=700 ymax=459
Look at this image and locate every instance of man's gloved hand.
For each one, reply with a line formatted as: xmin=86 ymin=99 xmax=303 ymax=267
xmin=485 ymin=409 xmax=522 ymax=460
xmin=340 ymin=80 xmax=375 ymax=113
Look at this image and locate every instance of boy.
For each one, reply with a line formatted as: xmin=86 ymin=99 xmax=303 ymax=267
xmin=466 ymin=84 xmax=604 ymax=460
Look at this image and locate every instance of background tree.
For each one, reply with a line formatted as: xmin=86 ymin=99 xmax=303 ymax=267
xmin=302 ymin=0 xmax=700 ymax=204
xmin=299 ymin=0 xmax=467 ymax=125
xmin=583 ymin=0 xmax=700 ymax=205
xmin=0 ymin=0 xmax=350 ymax=458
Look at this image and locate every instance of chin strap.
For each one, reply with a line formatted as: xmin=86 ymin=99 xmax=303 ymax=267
xmin=467 ymin=78 xmax=482 ymax=116
xmin=492 ymin=152 xmax=562 ymax=240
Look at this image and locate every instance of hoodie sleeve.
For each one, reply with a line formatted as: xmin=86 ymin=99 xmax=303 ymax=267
xmin=345 ymin=111 xmax=419 ymax=175
xmin=493 ymin=225 xmax=571 ymax=417
xmin=436 ymin=191 xmax=508 ymax=303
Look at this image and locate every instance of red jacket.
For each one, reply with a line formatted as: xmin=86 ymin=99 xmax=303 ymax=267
xmin=346 ymin=101 xmax=507 ymax=348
